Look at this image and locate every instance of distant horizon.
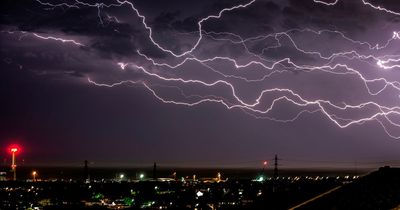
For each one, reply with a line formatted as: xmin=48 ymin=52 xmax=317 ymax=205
xmin=2 ymin=148 xmax=398 ymax=170
xmin=2 ymin=162 xmax=391 ymax=171
xmin=1 ymin=164 xmax=376 ymax=181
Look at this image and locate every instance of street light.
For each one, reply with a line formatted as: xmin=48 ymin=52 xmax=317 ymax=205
xmin=119 ymin=173 xmax=125 ymax=180
xmin=217 ymin=172 xmax=221 ymax=182
xmin=32 ymin=171 xmax=37 ymax=182
xmin=263 ymin=160 xmax=268 ymax=172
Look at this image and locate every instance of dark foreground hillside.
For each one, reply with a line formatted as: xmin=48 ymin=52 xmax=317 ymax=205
xmin=294 ymin=166 xmax=400 ymax=210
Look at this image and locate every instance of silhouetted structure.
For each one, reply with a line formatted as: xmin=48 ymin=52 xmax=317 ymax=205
xmin=153 ymin=162 xmax=157 ymax=180
xmin=274 ymin=154 xmax=278 ymax=179
xmin=10 ymin=147 xmax=18 ymax=181
xmin=83 ymin=160 xmax=89 ymax=182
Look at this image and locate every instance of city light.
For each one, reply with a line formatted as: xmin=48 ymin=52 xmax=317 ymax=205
xmin=32 ymin=171 xmax=37 ymax=182
xmin=196 ymin=191 xmax=204 ymax=197
xmin=256 ymin=176 xmax=265 ymax=182
xmin=217 ymin=172 xmax=222 ymax=182
xmin=172 ymin=172 xmax=177 ymax=180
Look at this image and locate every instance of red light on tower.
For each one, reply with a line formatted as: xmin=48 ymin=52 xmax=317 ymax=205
xmin=8 ymin=145 xmax=21 ymax=154
xmin=8 ymin=144 xmax=21 ymax=181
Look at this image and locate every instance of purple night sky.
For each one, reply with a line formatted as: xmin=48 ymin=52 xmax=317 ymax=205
xmin=0 ymin=0 xmax=399 ymax=168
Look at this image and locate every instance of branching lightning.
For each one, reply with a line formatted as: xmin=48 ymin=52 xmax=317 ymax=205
xmin=1 ymin=30 xmax=85 ymax=46
xmin=31 ymin=33 xmax=85 ymax=46
xmin=315 ymin=0 xmax=400 ymax=16
xmin=8 ymin=0 xmax=400 ymax=139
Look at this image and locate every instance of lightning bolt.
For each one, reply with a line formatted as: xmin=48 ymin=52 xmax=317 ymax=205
xmin=377 ymin=58 xmax=400 ymax=69
xmin=88 ymin=61 xmax=400 ymax=139
xmin=361 ymin=0 xmax=400 ymax=16
xmin=2 ymin=30 xmax=85 ymax=46
xmin=31 ymin=33 xmax=85 ymax=46
xmin=314 ymin=0 xmax=400 ymax=16
xmin=12 ymin=0 xmax=400 ymax=139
